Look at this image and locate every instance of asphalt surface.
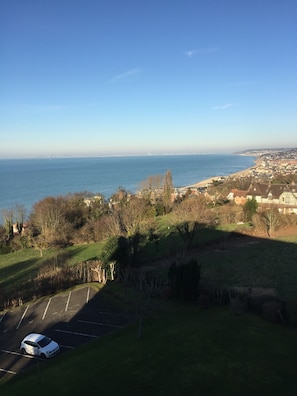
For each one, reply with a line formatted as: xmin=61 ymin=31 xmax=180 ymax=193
xmin=0 ymin=286 xmax=134 ymax=379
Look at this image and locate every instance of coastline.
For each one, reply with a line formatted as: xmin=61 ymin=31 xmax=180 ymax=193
xmin=184 ymin=156 xmax=260 ymax=189
xmin=185 ymin=165 xmax=256 ymax=189
xmin=0 ymin=154 xmax=257 ymax=214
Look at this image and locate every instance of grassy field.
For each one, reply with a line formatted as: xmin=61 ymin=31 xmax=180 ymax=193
xmin=1 ymin=226 xmax=297 ymax=300
xmin=0 ymin=242 xmax=104 ymax=292
xmin=1 ymin=300 xmax=297 ymax=396
xmin=1 ymin=226 xmax=297 ymax=394
xmin=199 ymin=235 xmax=297 ymax=299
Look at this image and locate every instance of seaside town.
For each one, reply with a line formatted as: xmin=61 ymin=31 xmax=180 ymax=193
xmin=188 ymin=148 xmax=297 ymax=188
xmin=198 ymin=147 xmax=297 ymax=185
xmin=174 ymin=147 xmax=297 ymax=214
xmin=235 ymin=147 xmax=297 ymax=180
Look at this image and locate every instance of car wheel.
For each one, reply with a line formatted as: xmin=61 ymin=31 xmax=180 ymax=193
xmin=41 ymin=353 xmax=46 ymax=359
xmin=21 ymin=348 xmax=26 ymax=355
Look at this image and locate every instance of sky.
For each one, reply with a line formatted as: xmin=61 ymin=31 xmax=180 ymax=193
xmin=1 ymin=0 xmax=297 ymax=158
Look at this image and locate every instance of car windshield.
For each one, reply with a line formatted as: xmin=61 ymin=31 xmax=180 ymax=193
xmin=38 ymin=336 xmax=52 ymax=348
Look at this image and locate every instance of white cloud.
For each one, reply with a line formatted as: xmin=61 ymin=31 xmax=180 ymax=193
xmin=109 ymin=68 xmax=141 ymax=83
xmin=212 ymin=103 xmax=232 ymax=110
xmin=184 ymin=48 xmax=218 ymax=58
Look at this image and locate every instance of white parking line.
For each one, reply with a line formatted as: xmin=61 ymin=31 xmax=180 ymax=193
xmin=65 ymin=291 xmax=71 ymax=312
xmin=16 ymin=305 xmax=29 ymax=329
xmin=1 ymin=350 xmax=36 ymax=360
xmin=78 ymin=320 xmax=122 ymax=328
xmin=86 ymin=287 xmax=90 ymax=303
xmin=96 ymin=311 xmax=132 ymax=317
xmin=0 ymin=312 xmax=6 ymax=324
xmin=0 ymin=368 xmax=16 ymax=375
xmin=42 ymin=297 xmax=52 ymax=320
xmin=54 ymin=329 xmax=97 ymax=338
xmin=59 ymin=344 xmax=74 ymax=349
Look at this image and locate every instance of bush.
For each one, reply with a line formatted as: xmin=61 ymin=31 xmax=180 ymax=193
xmin=262 ymin=300 xmax=282 ymax=323
xmin=229 ymin=296 xmax=247 ymax=315
xmin=198 ymin=294 xmax=211 ymax=309
xmin=168 ymin=259 xmax=201 ymax=301
xmin=285 ymin=299 xmax=297 ymax=327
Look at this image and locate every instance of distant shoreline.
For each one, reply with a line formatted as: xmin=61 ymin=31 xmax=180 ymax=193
xmin=186 ymin=164 xmax=257 ymax=189
xmin=0 ymin=154 xmax=257 ymax=214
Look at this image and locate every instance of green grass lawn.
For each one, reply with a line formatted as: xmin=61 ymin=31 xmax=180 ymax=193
xmin=199 ymin=236 xmax=297 ymax=299
xmin=1 ymin=228 xmax=297 ymax=395
xmin=1 ymin=302 xmax=297 ymax=396
xmin=1 ymin=227 xmax=297 ymax=300
xmin=0 ymin=243 xmax=104 ymax=292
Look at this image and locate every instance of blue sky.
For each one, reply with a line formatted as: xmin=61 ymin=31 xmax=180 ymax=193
xmin=1 ymin=0 xmax=296 ymax=158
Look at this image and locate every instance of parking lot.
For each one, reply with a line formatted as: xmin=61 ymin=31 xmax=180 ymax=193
xmin=0 ymin=286 xmax=134 ymax=379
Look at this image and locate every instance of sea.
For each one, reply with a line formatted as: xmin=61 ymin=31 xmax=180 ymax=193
xmin=0 ymin=154 xmax=255 ymax=218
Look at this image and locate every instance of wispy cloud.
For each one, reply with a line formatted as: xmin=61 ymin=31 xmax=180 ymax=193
xmin=212 ymin=103 xmax=232 ymax=110
xmin=184 ymin=48 xmax=218 ymax=58
xmin=109 ymin=68 xmax=142 ymax=83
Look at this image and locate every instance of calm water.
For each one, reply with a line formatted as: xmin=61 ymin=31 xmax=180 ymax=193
xmin=0 ymin=154 xmax=255 ymax=217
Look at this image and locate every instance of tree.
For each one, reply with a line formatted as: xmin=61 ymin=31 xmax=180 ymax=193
xmin=169 ymin=195 xmax=213 ymax=250
xmin=86 ymin=195 xmax=106 ymax=222
xmin=261 ymin=208 xmax=281 ymax=237
xmin=109 ymin=187 xmax=130 ymax=209
xmin=2 ymin=209 xmax=13 ymax=241
xmin=0 ymin=225 xmax=10 ymax=253
xmin=99 ymin=236 xmax=130 ymax=280
xmin=139 ymin=174 xmax=163 ymax=203
xmin=243 ymin=198 xmax=258 ymax=222
xmin=120 ymin=197 xmax=155 ymax=237
xmin=112 ymin=197 xmax=155 ymax=266
xmin=30 ymin=197 xmax=69 ymax=247
xmin=33 ymin=234 xmax=49 ymax=257
xmin=14 ymin=205 xmax=26 ymax=234
xmin=168 ymin=258 xmax=201 ymax=301
xmin=163 ymin=170 xmax=174 ymax=213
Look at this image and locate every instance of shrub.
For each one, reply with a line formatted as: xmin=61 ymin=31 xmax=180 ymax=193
xmin=168 ymin=259 xmax=201 ymax=301
xmin=285 ymin=299 xmax=297 ymax=327
xmin=198 ymin=294 xmax=211 ymax=309
xmin=262 ymin=300 xmax=282 ymax=323
xmin=229 ymin=296 xmax=247 ymax=315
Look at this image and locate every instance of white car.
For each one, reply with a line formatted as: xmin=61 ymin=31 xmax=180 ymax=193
xmin=20 ymin=333 xmax=60 ymax=358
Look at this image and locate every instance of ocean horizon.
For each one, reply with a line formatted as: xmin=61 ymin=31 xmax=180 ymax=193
xmin=0 ymin=153 xmax=255 ymax=218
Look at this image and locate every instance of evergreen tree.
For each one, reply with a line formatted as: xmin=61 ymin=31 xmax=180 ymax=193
xmin=163 ymin=170 xmax=173 ymax=213
xmin=243 ymin=198 xmax=258 ymax=222
xmin=168 ymin=259 xmax=201 ymax=301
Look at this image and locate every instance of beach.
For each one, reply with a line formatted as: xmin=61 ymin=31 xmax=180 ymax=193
xmin=186 ymin=165 xmax=256 ymax=188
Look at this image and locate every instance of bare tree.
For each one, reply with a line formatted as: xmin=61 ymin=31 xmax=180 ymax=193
xmin=102 ymin=212 xmax=125 ymax=237
xmin=169 ymin=195 xmax=213 ymax=250
xmin=30 ymin=197 xmax=68 ymax=245
xmin=260 ymin=208 xmax=281 ymax=237
xmin=138 ymin=174 xmax=163 ymax=202
xmin=14 ymin=204 xmax=26 ymax=233
xmin=120 ymin=197 xmax=155 ymax=237
xmin=2 ymin=209 xmax=13 ymax=240
xmin=33 ymin=234 xmax=49 ymax=257
xmin=252 ymin=213 xmax=266 ymax=235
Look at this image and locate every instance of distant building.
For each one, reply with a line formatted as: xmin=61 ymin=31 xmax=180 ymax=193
xmin=227 ymin=189 xmax=248 ymax=205
xmin=83 ymin=195 xmax=103 ymax=207
xmin=246 ymin=182 xmax=297 ymax=214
